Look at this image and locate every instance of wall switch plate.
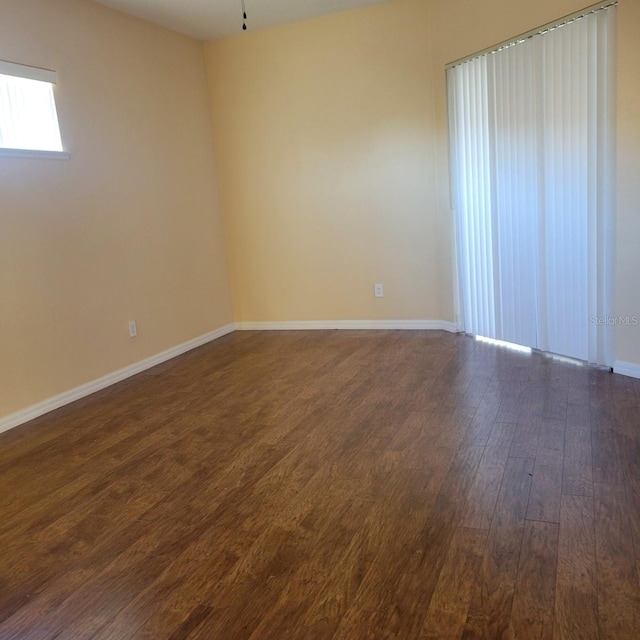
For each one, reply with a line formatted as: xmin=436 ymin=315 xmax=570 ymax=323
xmin=128 ymin=320 xmax=138 ymax=338
xmin=374 ymin=283 xmax=384 ymax=298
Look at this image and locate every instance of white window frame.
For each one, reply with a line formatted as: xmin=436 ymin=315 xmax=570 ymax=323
xmin=0 ymin=60 xmax=69 ymax=160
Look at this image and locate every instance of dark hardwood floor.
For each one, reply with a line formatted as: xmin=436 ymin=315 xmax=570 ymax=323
xmin=1 ymin=330 xmax=639 ymax=639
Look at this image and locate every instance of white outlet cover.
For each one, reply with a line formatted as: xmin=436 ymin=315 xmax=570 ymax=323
xmin=374 ymin=284 xmax=384 ymax=298
xmin=128 ymin=320 xmax=138 ymax=338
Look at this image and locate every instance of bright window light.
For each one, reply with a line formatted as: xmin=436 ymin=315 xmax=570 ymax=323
xmin=548 ymin=353 xmax=585 ymax=367
xmin=475 ymin=335 xmax=532 ymax=355
xmin=0 ymin=61 xmax=63 ymax=153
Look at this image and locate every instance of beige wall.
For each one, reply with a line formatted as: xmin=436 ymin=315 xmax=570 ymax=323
xmin=205 ymin=1 xmax=444 ymax=323
xmin=206 ymin=0 xmax=640 ymax=366
xmin=0 ymin=0 xmax=233 ymax=419
xmin=615 ymin=0 xmax=640 ymax=367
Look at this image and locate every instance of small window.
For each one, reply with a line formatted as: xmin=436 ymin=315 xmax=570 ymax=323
xmin=0 ymin=60 xmax=64 ymax=154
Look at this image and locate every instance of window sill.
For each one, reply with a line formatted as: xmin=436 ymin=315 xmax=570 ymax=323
xmin=0 ymin=148 xmax=70 ymax=160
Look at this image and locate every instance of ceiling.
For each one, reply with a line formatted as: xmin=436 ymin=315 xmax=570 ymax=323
xmin=91 ymin=0 xmax=394 ymax=41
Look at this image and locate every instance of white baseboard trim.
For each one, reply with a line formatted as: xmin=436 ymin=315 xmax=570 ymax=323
xmin=613 ymin=360 xmax=640 ymax=380
xmin=235 ymin=320 xmax=458 ymax=332
xmin=0 ymin=323 xmax=236 ymax=435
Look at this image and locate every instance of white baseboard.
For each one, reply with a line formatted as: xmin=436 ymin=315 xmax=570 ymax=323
xmin=235 ymin=319 xmax=458 ymax=332
xmin=613 ymin=360 xmax=640 ymax=379
xmin=0 ymin=323 xmax=236 ymax=435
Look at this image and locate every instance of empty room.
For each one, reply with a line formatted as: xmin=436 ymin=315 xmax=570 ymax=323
xmin=1 ymin=0 xmax=639 ymax=637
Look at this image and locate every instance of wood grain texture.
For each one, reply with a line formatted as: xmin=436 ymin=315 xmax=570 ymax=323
xmin=462 ymin=426 xmax=513 ymax=530
xmin=420 ymin=527 xmax=487 ymax=639
xmin=562 ymin=422 xmax=593 ymax=497
xmin=510 ymin=520 xmax=559 ymax=640
xmin=593 ymin=482 xmax=640 ymax=639
xmin=0 ymin=330 xmax=636 ymax=639
xmin=462 ymin=456 xmax=534 ymax=640
xmin=554 ymin=494 xmax=598 ymax=640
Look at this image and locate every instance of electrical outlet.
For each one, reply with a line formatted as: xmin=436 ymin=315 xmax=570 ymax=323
xmin=128 ymin=320 xmax=138 ymax=338
xmin=374 ymin=283 xmax=384 ymax=298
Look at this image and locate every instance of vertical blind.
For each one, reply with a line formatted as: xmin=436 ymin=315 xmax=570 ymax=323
xmin=448 ymin=3 xmax=616 ymax=365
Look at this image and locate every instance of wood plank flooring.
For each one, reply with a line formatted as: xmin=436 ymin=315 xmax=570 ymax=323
xmin=1 ymin=330 xmax=639 ymax=639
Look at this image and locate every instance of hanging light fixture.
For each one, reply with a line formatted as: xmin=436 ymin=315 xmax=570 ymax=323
xmin=241 ymin=0 xmax=247 ymax=30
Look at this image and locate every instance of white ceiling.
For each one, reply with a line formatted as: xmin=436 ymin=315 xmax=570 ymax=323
xmin=91 ymin=0 xmax=394 ymax=41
